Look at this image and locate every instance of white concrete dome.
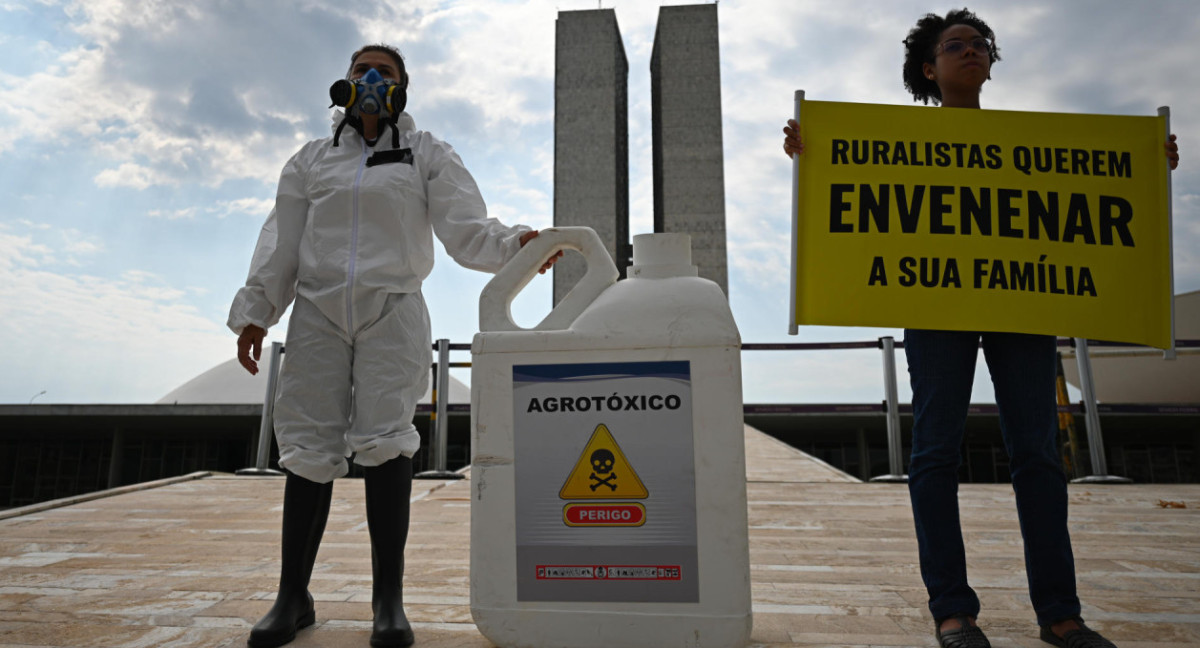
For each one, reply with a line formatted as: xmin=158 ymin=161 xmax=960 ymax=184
xmin=1061 ymin=290 xmax=1199 ymax=403
xmin=158 ymin=357 xmax=470 ymax=405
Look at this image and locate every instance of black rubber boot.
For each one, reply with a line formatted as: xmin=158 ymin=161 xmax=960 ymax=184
xmin=248 ymin=472 xmax=333 ymax=648
xmin=364 ymin=455 xmax=415 ymax=648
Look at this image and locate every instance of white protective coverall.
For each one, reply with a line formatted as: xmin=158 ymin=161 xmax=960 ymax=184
xmin=228 ymin=112 xmax=531 ymax=483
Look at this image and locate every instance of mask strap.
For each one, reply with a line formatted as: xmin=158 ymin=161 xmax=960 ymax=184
xmin=333 ymin=115 xmax=350 ymax=147
xmin=333 ymin=111 xmax=398 ymax=148
xmin=333 ymin=113 xmax=385 ymax=148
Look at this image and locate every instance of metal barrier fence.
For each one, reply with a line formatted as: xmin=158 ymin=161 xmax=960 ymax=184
xmin=235 ymin=342 xmax=285 ymax=477
xmin=414 ymin=339 xmax=465 ymax=480
xmin=240 ymin=337 xmax=1200 ymax=483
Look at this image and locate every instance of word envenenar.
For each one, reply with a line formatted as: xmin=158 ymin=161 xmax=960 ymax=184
xmin=830 ymin=184 xmax=1135 ymax=247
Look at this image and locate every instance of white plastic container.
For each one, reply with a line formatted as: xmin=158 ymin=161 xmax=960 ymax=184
xmin=470 ymin=227 xmax=751 ymax=648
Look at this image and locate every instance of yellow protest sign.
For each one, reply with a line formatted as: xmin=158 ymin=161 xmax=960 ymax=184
xmin=791 ymin=98 xmax=1173 ymax=348
xmin=559 ymin=424 xmax=648 ymax=500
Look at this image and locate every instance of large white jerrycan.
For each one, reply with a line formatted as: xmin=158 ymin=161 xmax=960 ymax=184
xmin=470 ymin=227 xmax=751 ymax=648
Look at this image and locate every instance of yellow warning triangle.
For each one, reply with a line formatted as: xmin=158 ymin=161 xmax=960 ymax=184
xmin=559 ymin=424 xmax=648 ymax=500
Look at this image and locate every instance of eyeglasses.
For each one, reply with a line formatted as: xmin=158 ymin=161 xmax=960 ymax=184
xmin=935 ymin=37 xmax=990 ymax=56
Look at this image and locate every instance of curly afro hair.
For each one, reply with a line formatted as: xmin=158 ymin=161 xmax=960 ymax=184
xmin=902 ymin=8 xmax=1000 ymax=105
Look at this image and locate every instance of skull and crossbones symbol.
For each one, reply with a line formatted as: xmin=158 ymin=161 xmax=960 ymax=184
xmin=588 ymin=449 xmax=617 ymax=491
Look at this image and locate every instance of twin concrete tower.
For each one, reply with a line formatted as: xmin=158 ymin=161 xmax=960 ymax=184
xmin=553 ymin=4 xmax=728 ymax=304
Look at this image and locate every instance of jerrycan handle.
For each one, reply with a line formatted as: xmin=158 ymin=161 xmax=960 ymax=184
xmin=480 ymin=226 xmax=618 ymax=332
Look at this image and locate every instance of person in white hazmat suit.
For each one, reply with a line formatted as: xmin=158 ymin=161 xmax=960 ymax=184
xmin=228 ymin=45 xmax=559 ymax=648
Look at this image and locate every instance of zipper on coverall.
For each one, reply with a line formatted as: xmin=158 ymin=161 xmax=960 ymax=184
xmin=346 ymin=138 xmax=368 ymax=333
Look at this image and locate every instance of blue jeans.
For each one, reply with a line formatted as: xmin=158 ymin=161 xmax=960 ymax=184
xmin=904 ymin=329 xmax=1080 ymax=626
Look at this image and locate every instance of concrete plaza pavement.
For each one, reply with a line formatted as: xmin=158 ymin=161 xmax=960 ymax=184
xmin=1 ymin=426 xmax=1198 ymax=647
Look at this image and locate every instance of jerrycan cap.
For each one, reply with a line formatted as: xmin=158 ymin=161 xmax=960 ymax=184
xmin=629 ymin=233 xmax=698 ymax=279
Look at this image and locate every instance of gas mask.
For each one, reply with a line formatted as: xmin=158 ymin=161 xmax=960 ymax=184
xmin=329 ymin=67 xmax=408 ymax=147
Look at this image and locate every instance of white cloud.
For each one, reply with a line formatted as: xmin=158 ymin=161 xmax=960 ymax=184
xmin=147 ymin=207 xmax=197 ymax=220
xmin=0 ymin=43 xmax=144 ymax=151
xmin=0 ymin=228 xmax=53 ymax=269
xmin=0 ymin=1 xmax=349 ymax=188
xmin=0 ymin=230 xmax=230 ymax=403
xmin=63 ymin=239 xmax=99 ymax=255
xmin=95 ymin=162 xmax=174 ymax=190
xmin=727 ymin=235 xmax=790 ymax=291
xmin=214 ymin=196 xmax=275 ymax=219
xmin=54 ymin=227 xmax=104 ymax=266
xmin=427 ymin=9 xmax=555 ymax=126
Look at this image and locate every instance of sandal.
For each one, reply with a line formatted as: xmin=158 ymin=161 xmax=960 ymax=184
xmin=1039 ymin=616 xmax=1116 ymax=648
xmin=936 ymin=614 xmax=992 ymax=648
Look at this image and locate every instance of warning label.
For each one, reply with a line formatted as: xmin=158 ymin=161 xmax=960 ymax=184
xmin=536 ymin=565 xmax=682 ymax=581
xmin=563 ymin=502 xmax=646 ymax=527
xmin=513 ymin=361 xmax=697 ymax=603
xmin=559 ymin=424 xmax=648 ymax=500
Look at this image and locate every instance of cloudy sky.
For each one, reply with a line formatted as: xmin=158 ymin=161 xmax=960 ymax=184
xmin=1 ymin=0 xmax=1197 ymax=405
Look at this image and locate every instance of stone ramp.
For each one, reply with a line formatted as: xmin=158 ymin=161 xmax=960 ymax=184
xmin=743 ymin=423 xmax=860 ymax=483
xmin=1 ymin=425 xmax=1198 ymax=647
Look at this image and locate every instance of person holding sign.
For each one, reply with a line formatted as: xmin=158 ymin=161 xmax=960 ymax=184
xmin=783 ymin=9 xmax=1178 ymax=648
